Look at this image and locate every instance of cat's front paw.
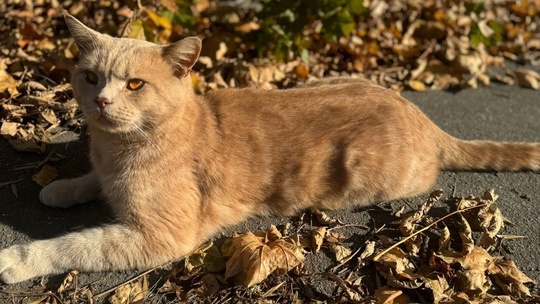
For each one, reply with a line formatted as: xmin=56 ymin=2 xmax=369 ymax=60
xmin=40 ymin=179 xmax=83 ymax=208
xmin=0 ymin=246 xmax=33 ymax=284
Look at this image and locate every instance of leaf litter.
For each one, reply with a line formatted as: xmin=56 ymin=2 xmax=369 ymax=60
xmin=0 ymin=0 xmax=539 ymax=303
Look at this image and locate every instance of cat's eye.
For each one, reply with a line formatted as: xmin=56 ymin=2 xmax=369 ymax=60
xmin=84 ymin=71 xmax=99 ymax=85
xmin=126 ymin=79 xmax=145 ymax=91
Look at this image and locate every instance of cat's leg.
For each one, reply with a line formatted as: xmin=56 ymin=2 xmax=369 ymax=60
xmin=39 ymin=171 xmax=101 ymax=208
xmin=0 ymin=224 xmax=190 ymax=284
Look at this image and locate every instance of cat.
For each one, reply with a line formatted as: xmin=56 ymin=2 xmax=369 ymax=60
xmin=0 ymin=12 xmax=539 ymax=284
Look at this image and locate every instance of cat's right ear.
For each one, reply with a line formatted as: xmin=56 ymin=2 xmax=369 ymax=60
xmin=63 ymin=10 xmax=103 ymax=53
xmin=162 ymin=37 xmax=202 ymax=78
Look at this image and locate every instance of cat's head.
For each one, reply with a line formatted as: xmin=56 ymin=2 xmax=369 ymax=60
xmin=64 ymin=13 xmax=201 ymax=134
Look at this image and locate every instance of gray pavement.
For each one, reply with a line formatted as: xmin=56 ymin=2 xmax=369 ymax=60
xmin=0 ymin=82 xmax=539 ymax=299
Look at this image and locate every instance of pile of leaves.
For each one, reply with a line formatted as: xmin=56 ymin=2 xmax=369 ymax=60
xmin=10 ymin=190 xmax=536 ymax=303
xmin=1 ymin=0 xmax=540 ymax=154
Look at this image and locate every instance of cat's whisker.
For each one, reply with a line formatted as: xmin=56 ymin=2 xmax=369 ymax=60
xmin=132 ymin=124 xmax=163 ymax=155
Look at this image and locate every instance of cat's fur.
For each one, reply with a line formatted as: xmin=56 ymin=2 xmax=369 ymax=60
xmin=0 ymin=13 xmax=539 ymax=284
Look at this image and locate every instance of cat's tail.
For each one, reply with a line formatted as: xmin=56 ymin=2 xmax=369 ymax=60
xmin=440 ymin=137 xmax=540 ymax=171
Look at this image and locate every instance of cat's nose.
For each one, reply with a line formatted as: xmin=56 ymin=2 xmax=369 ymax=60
xmin=96 ymin=97 xmax=112 ymax=109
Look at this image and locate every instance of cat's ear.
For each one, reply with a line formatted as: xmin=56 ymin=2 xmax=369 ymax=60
xmin=162 ymin=37 xmax=202 ymax=78
xmin=63 ymin=11 xmax=104 ymax=53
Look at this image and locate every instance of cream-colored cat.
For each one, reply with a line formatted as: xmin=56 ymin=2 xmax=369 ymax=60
xmin=0 ymin=13 xmax=539 ymax=284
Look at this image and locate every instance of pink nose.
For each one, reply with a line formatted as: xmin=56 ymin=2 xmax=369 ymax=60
xmin=96 ymin=97 xmax=112 ymax=109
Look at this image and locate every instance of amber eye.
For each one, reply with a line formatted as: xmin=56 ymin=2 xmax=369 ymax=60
xmin=126 ymin=79 xmax=145 ymax=91
xmin=84 ymin=71 xmax=98 ymax=85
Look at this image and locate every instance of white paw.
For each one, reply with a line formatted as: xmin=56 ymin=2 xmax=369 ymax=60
xmin=40 ymin=179 xmax=82 ymax=208
xmin=0 ymin=246 xmax=33 ymax=284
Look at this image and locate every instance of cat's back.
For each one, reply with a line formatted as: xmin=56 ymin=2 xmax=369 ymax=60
xmin=203 ymin=79 xmax=410 ymax=120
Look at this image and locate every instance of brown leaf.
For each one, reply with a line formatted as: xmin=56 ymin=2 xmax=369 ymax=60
xmin=224 ymin=226 xmax=304 ymax=287
xmin=185 ymin=242 xmax=225 ymax=273
xmin=329 ymin=244 xmax=352 ymax=263
xmin=0 ymin=121 xmax=19 ymax=136
xmin=373 ymin=286 xmax=411 ymax=304
xmin=459 ymin=215 xmax=474 ymax=255
xmin=425 ymin=274 xmax=452 ymax=303
xmin=310 ymin=227 xmax=326 ymax=253
xmin=57 ymin=270 xmax=79 ymax=293
xmin=515 ymin=69 xmax=540 ymax=90
xmin=32 ymin=165 xmax=58 ymax=187
xmin=108 ymin=275 xmax=148 ymax=304
xmin=376 ymin=247 xmax=417 ymax=279
xmin=488 ymin=259 xmax=534 ymax=298
xmin=438 ymin=225 xmax=450 ymax=252
xmin=0 ymin=59 xmax=19 ymax=96
xmin=313 ymin=210 xmax=344 ymax=226
xmin=399 ymin=189 xmax=443 ymax=235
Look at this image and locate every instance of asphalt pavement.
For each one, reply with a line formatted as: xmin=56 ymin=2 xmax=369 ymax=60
xmin=0 ymin=82 xmax=539 ymax=298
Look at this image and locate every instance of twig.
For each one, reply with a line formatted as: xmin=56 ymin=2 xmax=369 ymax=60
xmin=0 ymin=179 xmax=25 ymax=188
xmin=93 ymin=267 xmax=156 ymax=298
xmin=326 ymin=224 xmax=369 ymax=231
xmin=372 ymin=203 xmax=489 ymax=262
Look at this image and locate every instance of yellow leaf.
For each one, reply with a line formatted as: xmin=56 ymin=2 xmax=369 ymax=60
xmin=124 ymin=20 xmax=146 ymax=41
xmin=408 ymin=80 xmax=427 ymax=91
xmin=0 ymin=60 xmax=19 ymax=96
xmin=146 ymin=10 xmax=171 ymax=30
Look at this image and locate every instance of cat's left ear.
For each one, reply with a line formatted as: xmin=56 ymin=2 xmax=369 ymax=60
xmin=63 ymin=10 xmax=105 ymax=53
xmin=162 ymin=37 xmax=202 ymax=78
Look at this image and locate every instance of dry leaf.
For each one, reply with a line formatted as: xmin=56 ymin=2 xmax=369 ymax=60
xmin=108 ymin=275 xmax=148 ymax=304
xmin=425 ymin=274 xmax=452 ymax=303
xmin=459 ymin=215 xmax=474 ymax=255
xmin=408 ymin=79 xmax=427 ymax=91
xmin=313 ymin=210 xmax=344 ymax=226
xmin=215 ymin=42 xmax=227 ymax=62
xmin=438 ymin=225 xmax=450 ymax=252
xmin=310 ymin=227 xmax=326 ymax=253
xmin=224 ymin=226 xmax=304 ymax=287
xmin=399 ymin=189 xmax=443 ymax=235
xmin=515 ymin=68 xmax=540 ymax=90
xmin=488 ymin=259 xmax=534 ymax=298
xmin=123 ymin=20 xmax=146 ymax=41
xmin=373 ymin=286 xmax=411 ymax=304
xmin=32 ymin=165 xmax=58 ymax=187
xmin=330 ymin=244 xmax=352 ymax=263
xmin=0 ymin=121 xmax=19 ymax=136
xmin=185 ymin=242 xmax=225 ymax=273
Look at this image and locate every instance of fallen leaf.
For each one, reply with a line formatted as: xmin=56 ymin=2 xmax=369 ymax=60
xmin=373 ymin=286 xmax=411 ymax=304
xmin=32 ymin=165 xmax=58 ymax=186
xmin=399 ymin=189 xmax=443 ymax=235
xmin=459 ymin=215 xmax=474 ymax=255
xmin=330 ymin=244 xmax=352 ymax=263
xmin=514 ymin=68 xmax=540 ymax=89
xmin=408 ymin=79 xmax=427 ymax=91
xmin=123 ymin=20 xmax=146 ymax=41
xmin=310 ymin=227 xmax=326 ymax=253
xmin=224 ymin=226 xmax=304 ymax=287
xmin=488 ymin=259 xmax=534 ymax=298
xmin=108 ymin=275 xmax=148 ymax=304
xmin=313 ymin=210 xmax=344 ymax=226
xmin=0 ymin=121 xmax=19 ymax=136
